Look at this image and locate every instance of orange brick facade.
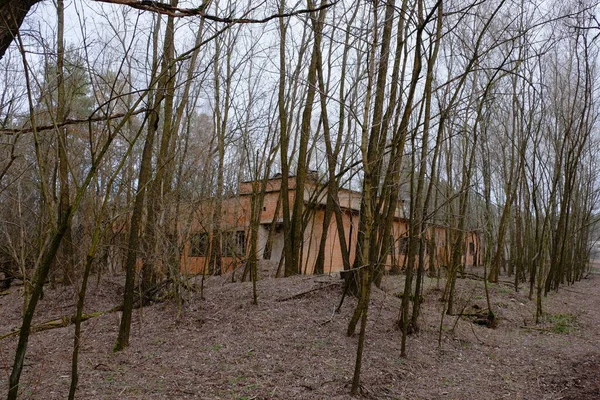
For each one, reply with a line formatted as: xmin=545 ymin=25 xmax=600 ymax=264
xmin=180 ymin=176 xmax=481 ymax=275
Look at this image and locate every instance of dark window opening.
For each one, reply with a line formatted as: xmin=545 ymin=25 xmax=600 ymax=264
xmin=263 ymin=242 xmax=272 ymax=260
xmin=222 ymin=232 xmax=234 ymax=256
xmin=189 ymin=232 xmax=208 ymax=257
xmin=223 ymin=230 xmax=246 ymax=257
xmin=399 ymin=237 xmax=408 ymax=255
xmin=236 ymin=230 xmax=245 ymax=254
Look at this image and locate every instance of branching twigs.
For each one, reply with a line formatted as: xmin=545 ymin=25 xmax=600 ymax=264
xmin=277 ymin=282 xmax=341 ymax=302
xmin=93 ymin=0 xmax=338 ymax=23
xmin=0 ymin=108 xmax=147 ymax=135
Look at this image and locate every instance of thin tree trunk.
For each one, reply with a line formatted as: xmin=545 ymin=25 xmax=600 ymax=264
xmin=115 ymin=16 xmax=162 ymax=351
xmin=56 ymin=0 xmax=75 ymax=286
xmin=141 ymin=0 xmax=178 ymax=293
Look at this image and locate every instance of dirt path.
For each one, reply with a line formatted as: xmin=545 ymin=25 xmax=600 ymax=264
xmin=1 ymin=270 xmax=600 ymax=399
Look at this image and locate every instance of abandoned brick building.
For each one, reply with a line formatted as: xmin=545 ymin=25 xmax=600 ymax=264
xmin=180 ymin=174 xmax=481 ymax=275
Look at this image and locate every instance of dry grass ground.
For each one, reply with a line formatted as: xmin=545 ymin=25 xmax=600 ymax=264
xmin=1 ymin=265 xmax=599 ymax=399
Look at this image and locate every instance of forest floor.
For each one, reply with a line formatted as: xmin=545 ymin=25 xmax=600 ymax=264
xmin=1 ymin=263 xmax=600 ymax=399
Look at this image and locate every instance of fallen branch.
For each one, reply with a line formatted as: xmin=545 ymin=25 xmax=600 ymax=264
xmin=0 ymin=278 xmax=186 ymax=340
xmin=319 ymin=304 xmax=338 ymax=326
xmin=519 ymin=325 xmax=551 ymax=333
xmin=459 ymin=272 xmax=514 ymax=287
xmin=277 ymin=282 xmax=341 ymax=302
xmin=455 ymin=309 xmax=490 ymax=317
xmin=0 ymin=308 xmax=119 ymax=341
xmin=558 ymin=287 xmax=596 ymax=296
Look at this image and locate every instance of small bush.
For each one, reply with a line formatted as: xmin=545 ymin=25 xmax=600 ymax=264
xmin=547 ymin=313 xmax=577 ymax=334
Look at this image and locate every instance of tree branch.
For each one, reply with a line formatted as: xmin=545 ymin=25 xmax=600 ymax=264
xmin=93 ymin=0 xmax=338 ymax=23
xmin=0 ymin=108 xmax=147 ymax=135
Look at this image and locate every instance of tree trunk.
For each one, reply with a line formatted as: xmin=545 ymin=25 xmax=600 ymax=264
xmin=56 ymin=0 xmax=75 ymax=286
xmin=0 ymin=0 xmax=41 ymax=60
xmin=141 ymin=0 xmax=178 ymax=293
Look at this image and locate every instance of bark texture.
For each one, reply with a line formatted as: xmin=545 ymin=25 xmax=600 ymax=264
xmin=0 ymin=0 xmax=41 ymax=60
